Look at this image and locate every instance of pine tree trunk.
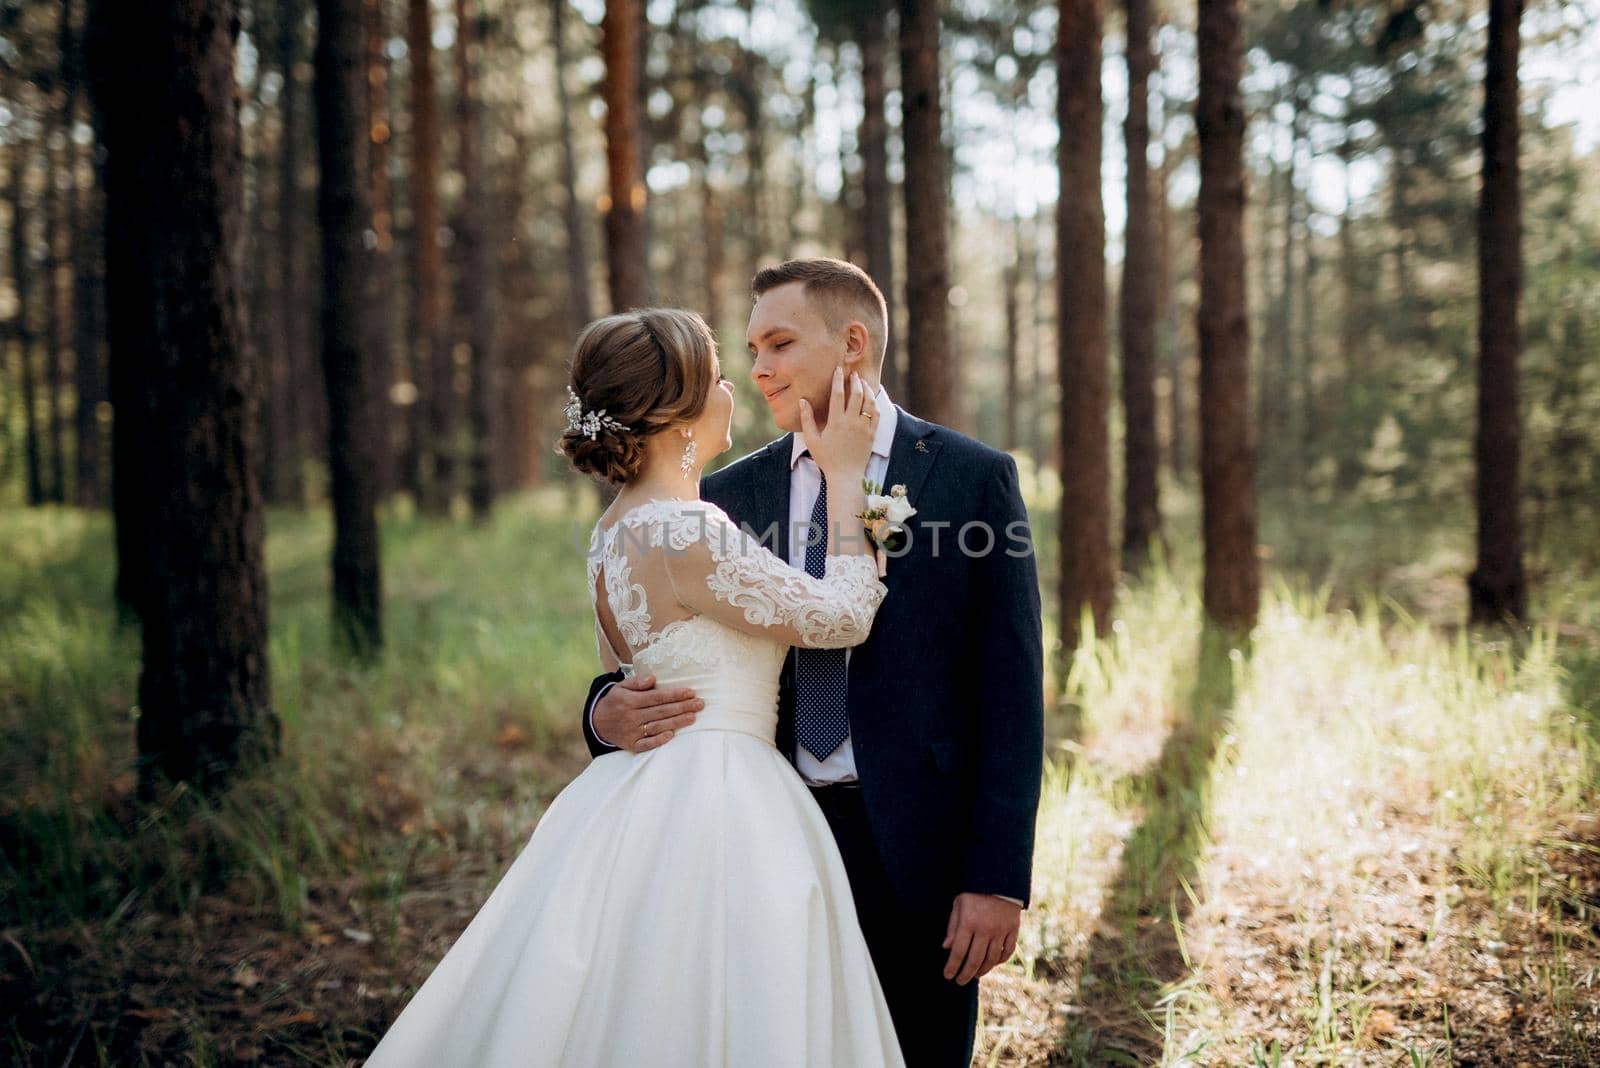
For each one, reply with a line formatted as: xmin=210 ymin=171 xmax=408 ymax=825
xmin=856 ymin=1 xmax=894 ymax=390
xmin=315 ymin=0 xmax=384 ymax=658
xmin=86 ymin=0 xmax=277 ymax=791
xmin=1389 ymin=146 xmax=1413 ymax=329
xmin=408 ymin=0 xmax=452 ymax=511
xmin=365 ymin=0 xmax=398 ymax=500
xmin=274 ymin=3 xmax=307 ymax=505
xmin=1029 ymin=211 xmax=1046 ymax=474
xmin=898 ymin=0 xmax=957 ymax=427
xmin=9 ymin=98 xmax=46 ymax=508
xmin=1196 ymin=0 xmax=1260 ymax=633
xmin=498 ymin=129 xmax=540 ymax=491
xmin=602 ymin=0 xmax=652 ymax=311
xmin=455 ymin=0 xmax=496 ymax=520
xmin=552 ymin=0 xmax=594 ymax=334
xmin=1469 ymin=0 xmax=1526 ymax=624
xmin=737 ymin=0 xmax=766 ymax=288
xmin=1297 ymin=165 xmax=1318 ymax=469
xmin=45 ymin=26 xmax=68 ymax=505
xmin=1156 ymin=112 xmax=1184 ymax=479
xmin=244 ymin=0 xmax=275 ymax=501
xmin=1276 ymin=88 xmax=1302 ymax=462
xmin=1255 ymin=144 xmax=1278 ymax=449
xmin=64 ymin=0 xmax=105 ymax=511
xmin=693 ymin=111 xmax=724 ymax=333
xmin=1120 ymin=0 xmax=1161 ymax=571
xmin=1335 ymin=135 xmax=1361 ymax=488
xmin=1056 ymin=0 xmax=1114 ymax=653
xmin=72 ymin=118 xmax=107 ymax=508
xmin=1003 ymin=239 xmax=1020 ymax=453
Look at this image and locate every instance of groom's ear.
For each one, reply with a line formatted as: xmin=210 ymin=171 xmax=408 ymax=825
xmin=841 ymin=321 xmax=870 ymax=366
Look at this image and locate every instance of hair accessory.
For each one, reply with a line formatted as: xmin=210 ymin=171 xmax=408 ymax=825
xmin=564 ymin=386 xmax=630 ymax=440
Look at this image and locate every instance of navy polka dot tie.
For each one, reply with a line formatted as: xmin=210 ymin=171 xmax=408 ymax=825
xmin=794 ymin=461 xmax=850 ymax=761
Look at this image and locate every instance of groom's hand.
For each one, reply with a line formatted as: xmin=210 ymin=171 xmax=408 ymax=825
xmin=942 ymin=893 xmax=1022 ymax=985
xmin=593 ymin=674 xmax=704 ymax=753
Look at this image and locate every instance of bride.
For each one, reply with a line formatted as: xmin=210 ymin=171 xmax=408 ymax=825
xmin=364 ymin=308 xmax=904 ymax=1067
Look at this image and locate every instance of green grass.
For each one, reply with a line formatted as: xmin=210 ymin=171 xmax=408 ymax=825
xmin=985 ymin=484 xmax=1600 ymax=1065
xmin=3 ymin=477 xmax=1599 ymax=1065
xmin=0 ymin=486 xmax=611 ymax=1061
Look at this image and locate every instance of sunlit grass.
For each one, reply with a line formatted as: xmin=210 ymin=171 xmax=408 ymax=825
xmin=983 ymin=529 xmax=1600 ymax=1064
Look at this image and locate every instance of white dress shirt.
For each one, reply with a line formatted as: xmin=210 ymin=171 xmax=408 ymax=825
xmin=787 ymin=384 xmax=897 ymax=785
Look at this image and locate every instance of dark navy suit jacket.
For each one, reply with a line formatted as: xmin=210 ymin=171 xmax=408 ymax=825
xmin=581 ymin=406 xmax=1045 ymax=917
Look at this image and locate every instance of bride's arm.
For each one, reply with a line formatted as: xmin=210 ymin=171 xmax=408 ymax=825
xmin=661 ymin=508 xmax=886 ymax=649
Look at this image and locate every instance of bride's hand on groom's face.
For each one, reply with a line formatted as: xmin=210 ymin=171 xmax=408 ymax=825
xmin=798 ymin=366 xmax=875 ymax=482
xmin=594 ymin=674 xmax=704 ymax=753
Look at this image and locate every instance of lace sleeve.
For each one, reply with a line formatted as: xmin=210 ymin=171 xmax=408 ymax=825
xmin=661 ymin=505 xmax=886 ymax=648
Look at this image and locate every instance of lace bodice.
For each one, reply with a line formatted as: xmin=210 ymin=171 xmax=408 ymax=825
xmin=588 ymin=498 xmax=885 ymax=663
xmin=585 ymin=499 xmax=886 ymax=741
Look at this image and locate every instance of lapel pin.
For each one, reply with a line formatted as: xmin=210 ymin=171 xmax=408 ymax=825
xmin=915 ymin=440 xmax=928 ymax=452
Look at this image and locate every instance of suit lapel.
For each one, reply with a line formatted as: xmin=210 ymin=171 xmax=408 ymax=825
xmin=848 ymin=408 xmax=941 ymax=712
xmin=879 ymin=406 xmax=942 ymax=515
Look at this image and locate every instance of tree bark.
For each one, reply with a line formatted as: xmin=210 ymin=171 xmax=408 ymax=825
xmin=86 ymin=0 xmax=277 ymax=791
xmin=272 ymin=2 xmax=307 ymax=505
xmin=1003 ymin=231 xmax=1020 ymax=453
xmin=1196 ymin=0 xmax=1260 ymax=633
xmin=1120 ymin=0 xmax=1161 ymax=572
xmin=602 ymin=0 xmax=652 ymax=311
xmin=737 ymin=0 xmax=766 ymax=288
xmin=45 ymin=0 xmax=71 ymax=504
xmin=1156 ymin=106 xmax=1183 ymax=479
xmin=1029 ymin=211 xmax=1046 ymax=475
xmin=1056 ymin=0 xmax=1114 ymax=653
xmin=552 ymin=0 xmax=595 ymax=334
xmin=72 ymin=113 xmax=108 ymax=509
xmin=408 ymin=0 xmax=452 ymax=511
xmin=856 ymin=0 xmax=894 ymax=391
xmin=1275 ymin=87 xmax=1303 ymax=464
xmin=8 ymin=87 xmax=46 ymax=508
xmin=898 ymin=0 xmax=957 ymax=427
xmin=1297 ymin=153 xmax=1318 ymax=468
xmin=316 ymin=0 xmax=385 ymax=658
xmin=1255 ymin=141 xmax=1279 ymax=447
xmin=1468 ymin=0 xmax=1526 ymax=624
xmin=365 ymin=0 xmax=398 ymax=500
xmin=692 ymin=106 xmax=724 ymax=333
xmin=455 ymin=0 xmax=497 ymax=520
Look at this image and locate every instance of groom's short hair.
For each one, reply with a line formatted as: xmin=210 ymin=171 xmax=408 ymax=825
xmin=751 ymin=259 xmax=888 ymax=367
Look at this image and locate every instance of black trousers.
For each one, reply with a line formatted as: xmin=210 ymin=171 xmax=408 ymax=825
xmin=809 ymin=783 xmax=979 ymax=1068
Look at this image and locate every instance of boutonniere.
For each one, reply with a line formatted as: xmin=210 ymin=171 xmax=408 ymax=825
xmin=856 ymin=479 xmax=917 ymax=578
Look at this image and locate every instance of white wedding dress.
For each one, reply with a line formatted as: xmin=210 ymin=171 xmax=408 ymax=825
xmin=365 ymin=498 xmax=904 ymax=1067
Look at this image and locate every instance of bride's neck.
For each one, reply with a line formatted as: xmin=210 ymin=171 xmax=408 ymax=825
xmin=619 ymin=462 xmax=702 ymax=504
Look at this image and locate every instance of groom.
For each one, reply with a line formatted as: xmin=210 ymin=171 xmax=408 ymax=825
xmin=580 ymin=258 xmax=1044 ymax=1066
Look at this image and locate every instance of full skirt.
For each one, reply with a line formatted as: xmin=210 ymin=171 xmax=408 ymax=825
xmin=364 ymin=730 xmax=904 ymax=1067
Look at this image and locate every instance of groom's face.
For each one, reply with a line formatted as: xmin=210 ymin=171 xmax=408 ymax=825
xmin=746 ymin=282 xmax=851 ymax=434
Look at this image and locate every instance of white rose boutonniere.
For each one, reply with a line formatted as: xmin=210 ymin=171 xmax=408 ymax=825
xmin=855 ymin=479 xmax=917 ymax=578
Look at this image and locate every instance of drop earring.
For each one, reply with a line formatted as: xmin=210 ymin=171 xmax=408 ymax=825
xmin=680 ymin=431 xmax=697 ymax=480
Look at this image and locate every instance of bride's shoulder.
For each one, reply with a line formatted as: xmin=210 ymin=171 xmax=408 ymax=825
xmin=609 ymin=498 xmax=740 ymax=550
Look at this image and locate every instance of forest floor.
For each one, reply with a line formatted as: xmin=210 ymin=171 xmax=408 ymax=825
xmin=3 ymin=485 xmax=1599 ymax=1066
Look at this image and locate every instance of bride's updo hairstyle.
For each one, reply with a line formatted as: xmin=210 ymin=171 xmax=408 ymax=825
xmin=559 ymin=308 xmax=718 ymax=484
